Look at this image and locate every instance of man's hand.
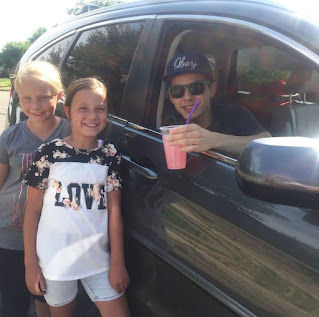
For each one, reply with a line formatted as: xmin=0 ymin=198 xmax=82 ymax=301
xmin=166 ymin=124 xmax=218 ymax=152
xmin=25 ymin=263 xmax=46 ymax=296
xmin=165 ymin=124 xmax=271 ymax=154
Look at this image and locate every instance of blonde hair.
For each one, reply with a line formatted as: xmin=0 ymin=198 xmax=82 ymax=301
xmin=14 ymin=61 xmax=63 ymax=95
xmin=65 ymin=77 xmax=108 ymax=109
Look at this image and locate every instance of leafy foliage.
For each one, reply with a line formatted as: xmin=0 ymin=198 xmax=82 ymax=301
xmin=62 ymin=22 xmax=144 ymax=114
xmin=28 ymin=27 xmax=47 ymax=44
xmin=36 ymin=37 xmax=72 ymax=67
xmin=238 ymin=66 xmax=291 ymax=91
xmin=0 ymin=27 xmax=47 ymax=71
xmin=0 ymin=41 xmax=30 ymax=70
xmin=67 ymin=0 xmax=123 ymax=15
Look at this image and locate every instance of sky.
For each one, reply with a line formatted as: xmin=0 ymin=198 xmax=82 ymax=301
xmin=1 ymin=0 xmax=318 ymax=52
xmin=0 ymin=0 xmax=138 ymax=51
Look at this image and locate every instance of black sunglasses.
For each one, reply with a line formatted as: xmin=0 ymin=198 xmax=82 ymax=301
xmin=169 ymin=81 xmax=211 ymax=98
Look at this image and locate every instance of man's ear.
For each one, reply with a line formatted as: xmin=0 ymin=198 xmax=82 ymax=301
xmin=64 ymin=105 xmax=70 ymax=119
xmin=209 ymin=82 xmax=217 ymax=98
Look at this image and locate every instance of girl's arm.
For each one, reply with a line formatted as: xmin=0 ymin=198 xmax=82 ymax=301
xmin=23 ymin=186 xmax=46 ymax=295
xmin=0 ymin=163 xmax=9 ymax=190
xmin=108 ymin=190 xmax=130 ymax=293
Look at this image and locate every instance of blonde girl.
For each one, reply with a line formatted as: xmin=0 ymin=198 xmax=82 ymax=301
xmin=0 ymin=61 xmax=70 ymax=317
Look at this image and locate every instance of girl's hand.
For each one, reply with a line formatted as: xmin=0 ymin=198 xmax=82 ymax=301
xmin=109 ymin=265 xmax=130 ymax=294
xmin=25 ymin=264 xmax=46 ymax=296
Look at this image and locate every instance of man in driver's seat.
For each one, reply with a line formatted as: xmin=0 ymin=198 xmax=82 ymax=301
xmin=162 ymin=53 xmax=271 ymax=156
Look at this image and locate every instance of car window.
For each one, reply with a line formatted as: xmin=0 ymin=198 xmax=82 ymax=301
xmin=157 ymin=22 xmax=319 ymax=158
xmin=35 ymin=36 xmax=73 ymax=66
xmin=236 ymin=47 xmax=319 ymax=137
xmin=61 ymin=21 xmax=145 ymax=115
xmin=32 ymin=37 xmax=74 ymax=119
xmin=237 ymin=47 xmax=293 ymax=92
xmin=157 ymin=24 xmax=270 ymax=159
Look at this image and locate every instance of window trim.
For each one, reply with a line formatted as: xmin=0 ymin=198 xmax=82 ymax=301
xmin=29 ymin=16 xmax=155 ymax=65
xmin=76 ymin=15 xmax=156 ymax=33
xmin=157 ymin=14 xmax=319 ymax=65
xmin=29 ymin=30 xmax=77 ymax=62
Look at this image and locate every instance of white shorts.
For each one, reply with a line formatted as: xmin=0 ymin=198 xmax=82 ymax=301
xmin=44 ymin=270 xmax=124 ymax=307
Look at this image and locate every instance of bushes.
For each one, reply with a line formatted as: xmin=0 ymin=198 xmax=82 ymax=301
xmin=238 ymin=66 xmax=291 ymax=91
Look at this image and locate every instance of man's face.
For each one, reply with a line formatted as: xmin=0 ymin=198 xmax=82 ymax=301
xmin=168 ymin=73 xmax=215 ymax=123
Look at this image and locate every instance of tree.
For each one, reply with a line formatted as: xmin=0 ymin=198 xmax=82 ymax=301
xmin=0 ymin=27 xmax=47 ymax=71
xmin=28 ymin=27 xmax=47 ymax=44
xmin=67 ymin=0 xmax=122 ymax=15
xmin=0 ymin=41 xmax=30 ymax=70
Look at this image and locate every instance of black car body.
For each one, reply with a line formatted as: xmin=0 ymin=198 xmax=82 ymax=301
xmin=7 ymin=1 xmax=319 ymax=316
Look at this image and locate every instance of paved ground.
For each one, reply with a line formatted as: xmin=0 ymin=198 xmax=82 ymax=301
xmin=0 ymin=90 xmax=10 ymax=134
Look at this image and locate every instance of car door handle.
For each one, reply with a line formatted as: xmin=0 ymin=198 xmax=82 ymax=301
xmin=122 ymin=155 xmax=158 ymax=180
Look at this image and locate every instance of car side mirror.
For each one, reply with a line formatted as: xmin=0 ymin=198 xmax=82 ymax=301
xmin=235 ymin=137 xmax=319 ymax=208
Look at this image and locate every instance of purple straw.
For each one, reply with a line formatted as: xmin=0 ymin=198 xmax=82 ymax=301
xmin=185 ymin=100 xmax=199 ymax=124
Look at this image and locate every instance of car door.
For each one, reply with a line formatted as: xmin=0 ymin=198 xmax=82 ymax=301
xmin=119 ymin=13 xmax=319 ymax=317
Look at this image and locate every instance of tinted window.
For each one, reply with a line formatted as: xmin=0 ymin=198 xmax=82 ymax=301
xmin=236 ymin=46 xmax=319 ymax=137
xmin=237 ymin=46 xmax=319 ymax=102
xmin=237 ymin=47 xmax=293 ymax=92
xmin=62 ymin=22 xmax=144 ymax=115
xmin=33 ymin=37 xmax=74 ymax=119
xmin=35 ymin=36 xmax=72 ymax=66
xmin=159 ymin=25 xmax=268 ymax=159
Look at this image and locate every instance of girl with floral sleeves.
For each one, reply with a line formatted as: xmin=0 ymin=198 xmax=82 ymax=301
xmin=23 ymin=78 xmax=130 ymax=317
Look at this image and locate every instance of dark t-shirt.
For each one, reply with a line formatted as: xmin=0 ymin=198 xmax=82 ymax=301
xmin=207 ymin=103 xmax=266 ymax=135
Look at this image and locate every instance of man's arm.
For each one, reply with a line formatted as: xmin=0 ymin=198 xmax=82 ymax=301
xmin=208 ymin=130 xmax=270 ymax=155
xmin=166 ymin=124 xmax=271 ymax=155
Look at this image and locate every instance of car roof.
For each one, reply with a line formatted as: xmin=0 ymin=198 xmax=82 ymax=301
xmin=23 ymin=0 xmax=319 ymax=64
xmin=63 ymin=0 xmax=317 ymax=22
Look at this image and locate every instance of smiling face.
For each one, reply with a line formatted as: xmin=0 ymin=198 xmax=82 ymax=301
xmin=169 ymin=73 xmax=216 ymax=127
xmin=18 ymin=77 xmax=62 ymax=124
xmin=64 ymin=88 xmax=108 ymax=143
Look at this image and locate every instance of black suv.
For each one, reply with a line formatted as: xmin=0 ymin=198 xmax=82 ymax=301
xmin=8 ymin=1 xmax=319 ymax=316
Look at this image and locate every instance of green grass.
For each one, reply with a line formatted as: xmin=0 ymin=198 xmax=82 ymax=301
xmin=0 ymin=78 xmax=11 ymax=90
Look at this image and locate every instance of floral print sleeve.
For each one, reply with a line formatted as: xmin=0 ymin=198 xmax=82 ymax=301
xmin=24 ymin=143 xmax=51 ymax=190
xmin=104 ymin=142 xmax=122 ymax=192
xmin=24 ymin=139 xmax=122 ymax=191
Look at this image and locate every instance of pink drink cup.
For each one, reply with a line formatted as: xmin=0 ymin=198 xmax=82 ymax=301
xmin=160 ymin=125 xmax=186 ymax=170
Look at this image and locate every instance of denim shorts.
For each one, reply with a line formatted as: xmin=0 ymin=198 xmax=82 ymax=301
xmin=44 ymin=270 xmax=124 ymax=307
